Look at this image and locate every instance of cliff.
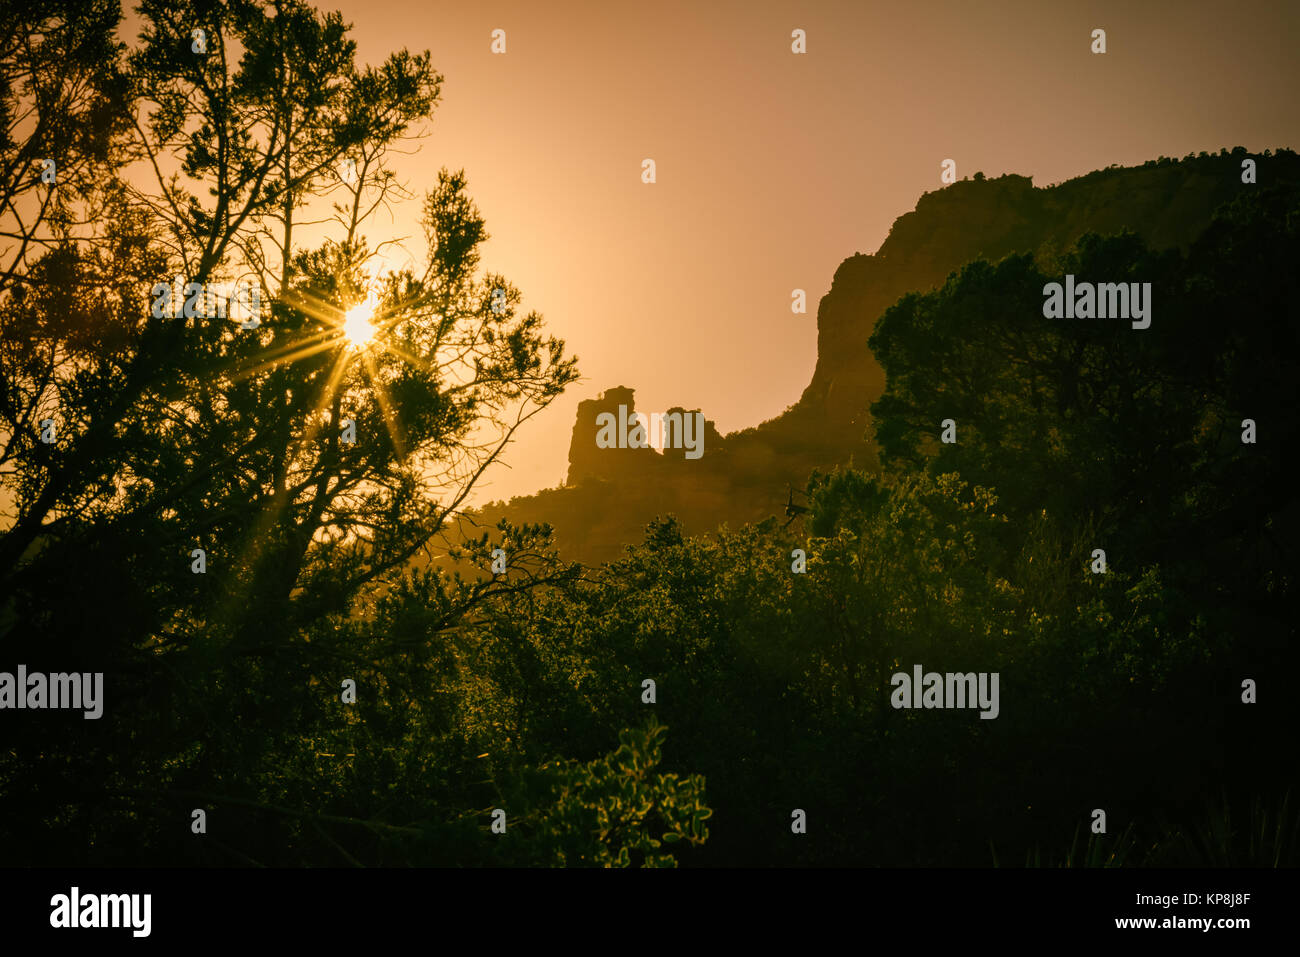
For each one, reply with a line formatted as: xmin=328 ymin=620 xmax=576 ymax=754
xmin=469 ymin=148 xmax=1300 ymax=566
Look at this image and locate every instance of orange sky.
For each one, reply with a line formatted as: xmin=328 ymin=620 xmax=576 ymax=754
xmin=146 ymin=0 xmax=1300 ymax=504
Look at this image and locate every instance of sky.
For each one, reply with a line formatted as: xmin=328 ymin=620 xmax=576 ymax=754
xmin=148 ymin=0 xmax=1300 ymax=504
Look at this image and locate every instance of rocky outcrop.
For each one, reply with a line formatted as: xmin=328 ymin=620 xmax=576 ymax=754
xmin=473 ymin=149 xmax=1300 ymax=566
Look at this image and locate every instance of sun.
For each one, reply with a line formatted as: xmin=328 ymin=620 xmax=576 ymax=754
xmin=342 ymin=300 xmax=376 ymax=348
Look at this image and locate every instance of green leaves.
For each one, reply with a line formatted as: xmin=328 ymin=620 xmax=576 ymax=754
xmin=491 ymin=722 xmax=711 ymax=867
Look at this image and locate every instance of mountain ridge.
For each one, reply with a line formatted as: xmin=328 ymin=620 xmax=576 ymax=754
xmin=464 ymin=148 xmax=1299 ymax=566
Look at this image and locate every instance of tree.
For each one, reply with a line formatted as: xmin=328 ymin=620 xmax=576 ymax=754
xmin=868 ymin=191 xmax=1300 ymax=577
xmin=0 ymin=0 xmax=131 ymax=298
xmin=0 ymin=0 xmax=579 ymax=865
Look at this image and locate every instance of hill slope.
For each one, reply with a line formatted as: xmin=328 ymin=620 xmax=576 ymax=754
xmin=468 ymin=149 xmax=1299 ymax=566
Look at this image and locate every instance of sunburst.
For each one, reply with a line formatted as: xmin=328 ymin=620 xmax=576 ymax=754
xmin=343 ymin=299 xmax=377 ymax=348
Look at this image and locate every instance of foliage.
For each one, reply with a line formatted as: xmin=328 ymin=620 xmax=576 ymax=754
xmin=0 ymin=0 xmax=1294 ymax=869
xmin=497 ymin=723 xmax=711 ymax=867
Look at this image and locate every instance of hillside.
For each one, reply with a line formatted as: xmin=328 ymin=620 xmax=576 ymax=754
xmin=466 ymin=148 xmax=1300 ymax=566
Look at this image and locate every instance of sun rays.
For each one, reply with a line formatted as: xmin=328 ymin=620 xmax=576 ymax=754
xmin=205 ymin=280 xmax=423 ymax=615
xmin=343 ymin=298 xmax=377 ymax=349
xmin=206 ymin=275 xmax=469 ymax=501
xmin=269 ymin=284 xmax=408 ymax=458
